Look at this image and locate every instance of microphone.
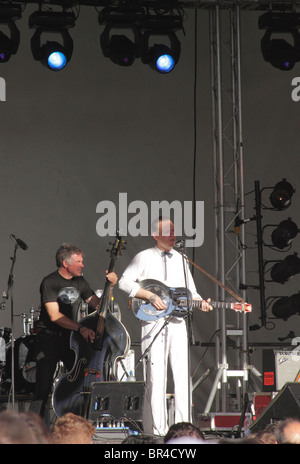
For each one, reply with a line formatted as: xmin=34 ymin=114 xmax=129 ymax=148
xmin=174 ymin=239 xmax=185 ymax=249
xmin=11 ymin=234 xmax=28 ymax=251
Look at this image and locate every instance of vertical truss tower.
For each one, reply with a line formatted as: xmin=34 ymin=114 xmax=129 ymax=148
xmin=205 ymin=2 xmax=249 ymax=413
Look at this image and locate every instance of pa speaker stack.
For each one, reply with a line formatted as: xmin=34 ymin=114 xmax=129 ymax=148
xmin=250 ymin=382 xmax=300 ymax=433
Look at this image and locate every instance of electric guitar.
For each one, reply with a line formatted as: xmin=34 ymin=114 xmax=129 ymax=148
xmin=131 ymin=279 xmax=252 ymax=322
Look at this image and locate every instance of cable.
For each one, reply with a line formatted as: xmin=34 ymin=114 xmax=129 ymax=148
xmin=191 ymin=6 xmax=198 ymax=272
xmin=192 ymin=328 xmax=220 ymax=379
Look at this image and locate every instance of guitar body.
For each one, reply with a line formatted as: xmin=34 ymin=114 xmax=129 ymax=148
xmin=53 ymin=310 xmax=130 ymax=417
xmin=131 ymin=279 xmax=252 ymax=322
xmin=132 ymin=279 xmax=193 ymax=321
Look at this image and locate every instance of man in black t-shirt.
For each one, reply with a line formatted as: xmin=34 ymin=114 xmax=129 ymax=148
xmin=39 ymin=271 xmax=95 ymax=337
xmin=29 ymin=243 xmax=117 ymax=418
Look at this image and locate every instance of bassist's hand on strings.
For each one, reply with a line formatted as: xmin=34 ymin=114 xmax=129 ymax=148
xmin=78 ymin=325 xmax=95 ymax=343
xmin=106 ymin=270 xmax=118 ymax=286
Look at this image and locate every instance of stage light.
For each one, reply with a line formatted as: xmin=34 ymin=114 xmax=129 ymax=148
xmin=271 ymin=218 xmax=299 ymax=249
xmin=38 ymin=40 xmax=69 ymax=70
xmin=0 ymin=22 xmax=20 ymax=62
xmin=272 ymin=293 xmax=300 ymax=320
xmin=261 ymin=29 xmax=300 ymax=70
xmin=47 ymin=51 xmax=67 ymax=70
xmin=269 ymin=178 xmax=295 ymax=210
xmin=98 ymin=6 xmax=183 ymax=72
xmin=149 ymin=44 xmax=175 ymax=73
xmin=29 ymin=11 xmax=75 ymax=71
xmin=259 ymin=13 xmax=300 ymax=70
xmin=0 ymin=4 xmax=21 ymax=63
xmin=100 ymin=25 xmax=140 ymax=66
xmin=141 ymin=30 xmax=181 ymax=73
xmin=270 ymin=253 xmax=300 ymax=283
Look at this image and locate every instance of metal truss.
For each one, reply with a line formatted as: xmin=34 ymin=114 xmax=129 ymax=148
xmin=204 ymin=2 xmax=250 ymax=414
xmin=3 ymin=0 xmax=300 ymax=11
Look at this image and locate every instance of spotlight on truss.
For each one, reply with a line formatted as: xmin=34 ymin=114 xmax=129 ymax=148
xmin=29 ymin=10 xmax=75 ymax=71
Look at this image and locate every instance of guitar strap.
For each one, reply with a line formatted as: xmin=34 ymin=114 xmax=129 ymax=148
xmin=185 ymin=256 xmax=246 ymax=304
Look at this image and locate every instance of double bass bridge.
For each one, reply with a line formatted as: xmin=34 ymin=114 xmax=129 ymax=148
xmin=84 ymin=368 xmax=101 ymax=379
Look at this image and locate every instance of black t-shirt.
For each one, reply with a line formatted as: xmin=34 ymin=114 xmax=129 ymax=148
xmin=39 ymin=270 xmax=95 ymax=333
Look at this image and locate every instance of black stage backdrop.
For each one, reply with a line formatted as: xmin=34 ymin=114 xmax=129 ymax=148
xmin=0 ymin=5 xmax=299 ymax=417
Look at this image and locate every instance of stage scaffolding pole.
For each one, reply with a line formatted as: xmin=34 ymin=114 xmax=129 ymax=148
xmin=205 ymin=2 xmax=249 ymax=414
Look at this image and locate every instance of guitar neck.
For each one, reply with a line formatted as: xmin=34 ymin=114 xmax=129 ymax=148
xmin=188 ymin=299 xmax=233 ymax=309
xmin=184 ymin=299 xmax=250 ymax=311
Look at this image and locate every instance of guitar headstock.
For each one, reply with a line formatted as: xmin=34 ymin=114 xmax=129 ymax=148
xmin=107 ymin=231 xmax=126 ymax=258
xmin=231 ymin=302 xmax=252 ymax=313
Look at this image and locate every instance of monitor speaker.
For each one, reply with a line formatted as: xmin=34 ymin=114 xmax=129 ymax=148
xmin=262 ymin=349 xmax=300 ymax=392
xmin=87 ymin=381 xmax=145 ymax=423
xmin=250 ymin=382 xmax=300 ymax=433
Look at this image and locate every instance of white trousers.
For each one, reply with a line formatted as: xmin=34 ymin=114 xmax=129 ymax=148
xmin=141 ymin=317 xmax=190 ymax=436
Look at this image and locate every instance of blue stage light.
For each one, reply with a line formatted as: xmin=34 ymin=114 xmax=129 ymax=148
xmin=47 ymin=50 xmax=67 ymax=70
xmin=155 ymin=53 xmax=175 ymax=73
xmin=40 ymin=42 xmax=69 ymax=71
xmin=30 ymin=14 xmax=74 ymax=72
xmin=142 ymin=32 xmax=181 ymax=74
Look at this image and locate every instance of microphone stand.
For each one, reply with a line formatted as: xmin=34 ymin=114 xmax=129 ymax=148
xmin=5 ymin=242 xmax=21 ymax=410
xmin=175 ymin=240 xmax=195 ymax=424
xmin=135 ymin=314 xmax=175 ymax=434
xmin=135 ymin=314 xmax=175 ymax=371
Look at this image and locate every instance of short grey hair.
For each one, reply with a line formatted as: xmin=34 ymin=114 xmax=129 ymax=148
xmin=55 ymin=243 xmax=84 ymax=268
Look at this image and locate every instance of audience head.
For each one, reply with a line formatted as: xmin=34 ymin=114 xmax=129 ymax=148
xmin=0 ymin=410 xmax=50 ymax=444
xmin=51 ymin=412 xmax=95 ymax=444
xmin=249 ymin=422 xmax=278 ymax=444
xmin=164 ymin=421 xmax=205 ymax=443
xmin=122 ymin=434 xmax=159 ymax=444
xmin=275 ymin=418 xmax=300 ymax=444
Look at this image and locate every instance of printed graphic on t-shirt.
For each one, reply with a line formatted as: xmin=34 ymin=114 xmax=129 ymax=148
xmin=57 ymin=287 xmax=80 ymax=305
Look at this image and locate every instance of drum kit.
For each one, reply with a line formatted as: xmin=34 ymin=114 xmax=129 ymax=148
xmin=0 ymin=306 xmax=39 ymax=396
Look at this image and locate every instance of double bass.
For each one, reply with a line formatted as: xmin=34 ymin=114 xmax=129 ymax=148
xmin=52 ymin=234 xmax=130 ymax=417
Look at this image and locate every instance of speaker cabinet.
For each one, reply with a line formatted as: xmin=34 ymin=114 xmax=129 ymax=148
xmin=250 ymin=382 xmax=300 ymax=433
xmin=87 ymin=381 xmax=145 ymax=423
xmin=263 ymin=349 xmax=300 ymax=392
